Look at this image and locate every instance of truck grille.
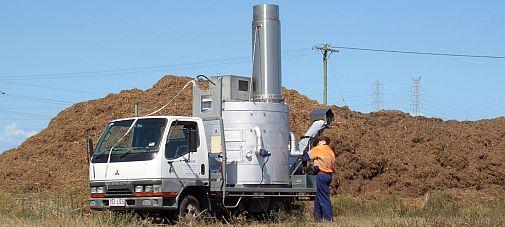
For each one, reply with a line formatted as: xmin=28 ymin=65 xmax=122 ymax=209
xmin=105 ymin=181 xmax=134 ymax=196
xmin=106 ymin=188 xmax=133 ymax=195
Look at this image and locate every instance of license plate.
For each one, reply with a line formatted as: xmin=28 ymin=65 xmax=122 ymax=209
xmin=109 ymin=198 xmax=125 ymax=207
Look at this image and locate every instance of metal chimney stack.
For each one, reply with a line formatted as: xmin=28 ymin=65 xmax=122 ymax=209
xmin=252 ymin=4 xmax=282 ymax=102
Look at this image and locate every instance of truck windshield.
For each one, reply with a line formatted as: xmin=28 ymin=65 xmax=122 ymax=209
xmin=92 ymin=118 xmax=166 ymax=162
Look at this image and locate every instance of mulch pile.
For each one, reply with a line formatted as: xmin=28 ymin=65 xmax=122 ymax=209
xmin=1 ymin=75 xmax=504 ymax=201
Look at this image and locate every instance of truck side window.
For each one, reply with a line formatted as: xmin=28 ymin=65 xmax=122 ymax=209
xmin=165 ymin=121 xmax=199 ymax=159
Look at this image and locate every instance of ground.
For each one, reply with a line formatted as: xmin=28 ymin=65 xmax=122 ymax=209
xmin=1 ymin=190 xmax=503 ymax=226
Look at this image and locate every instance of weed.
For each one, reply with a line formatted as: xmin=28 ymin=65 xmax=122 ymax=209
xmin=332 ymin=195 xmax=363 ymax=216
xmin=417 ymin=190 xmax=459 ymax=217
xmin=374 ymin=195 xmax=408 ymax=217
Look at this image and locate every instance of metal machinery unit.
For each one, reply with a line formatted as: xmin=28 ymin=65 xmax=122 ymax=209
xmin=193 ymin=73 xmax=291 ymax=186
xmin=88 ymin=4 xmax=334 ymax=217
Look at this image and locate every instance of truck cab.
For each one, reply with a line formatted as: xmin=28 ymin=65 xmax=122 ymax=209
xmin=89 ymin=116 xmax=210 ymax=213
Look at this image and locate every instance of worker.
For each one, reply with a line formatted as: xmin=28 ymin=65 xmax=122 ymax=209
xmin=304 ymin=135 xmax=335 ymax=221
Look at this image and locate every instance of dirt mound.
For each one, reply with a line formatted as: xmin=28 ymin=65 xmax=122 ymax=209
xmin=1 ymin=75 xmax=504 ymax=199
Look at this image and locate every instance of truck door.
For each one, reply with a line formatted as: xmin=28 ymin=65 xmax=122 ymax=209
xmin=163 ymin=120 xmax=209 ymax=185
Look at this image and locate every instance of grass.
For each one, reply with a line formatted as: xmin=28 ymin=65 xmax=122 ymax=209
xmin=1 ymin=190 xmax=504 ymax=226
xmin=0 ymin=191 xmax=149 ymax=226
xmin=329 ymin=191 xmax=505 ymax=226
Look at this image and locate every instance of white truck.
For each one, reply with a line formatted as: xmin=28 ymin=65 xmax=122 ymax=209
xmin=88 ymin=4 xmax=334 ymax=219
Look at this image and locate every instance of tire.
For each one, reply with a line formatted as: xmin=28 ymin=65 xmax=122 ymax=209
xmin=267 ymin=198 xmax=287 ymax=223
xmin=178 ymin=195 xmax=201 ymax=220
xmin=268 ymin=198 xmax=286 ymax=213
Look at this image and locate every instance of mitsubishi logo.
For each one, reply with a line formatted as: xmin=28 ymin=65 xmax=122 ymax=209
xmin=115 ymin=169 xmax=120 ymax=175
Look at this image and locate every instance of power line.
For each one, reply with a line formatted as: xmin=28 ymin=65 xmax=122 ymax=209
xmin=0 ymin=118 xmax=49 ymax=121
xmin=0 ymin=109 xmax=53 ymax=118
xmin=383 ymin=103 xmax=411 ymax=113
xmin=423 ymin=92 xmax=504 ymax=115
xmin=0 ymin=80 xmax=103 ymax=95
xmin=327 ymin=90 xmax=410 ymax=101
xmin=328 ymin=60 xmax=347 ymax=106
xmin=347 ymin=98 xmax=410 ymax=107
xmin=420 ymin=106 xmax=462 ymax=120
xmin=423 ymin=98 xmax=489 ymax=120
xmin=0 ymin=56 xmax=248 ymax=79
xmin=333 ymin=45 xmax=505 ymax=59
xmin=0 ymin=48 xmax=313 ymax=80
xmin=424 ymin=96 xmax=496 ymax=118
xmin=382 ymin=99 xmax=412 ymax=104
xmin=0 ymin=105 xmax=66 ymax=109
xmin=423 ymin=103 xmax=482 ymax=120
xmin=1 ymin=108 xmax=59 ymax=111
xmin=3 ymin=128 xmax=42 ymax=132
xmin=347 ymin=99 xmax=410 ymax=110
xmin=0 ymin=51 xmax=316 ymax=80
xmin=1 ymin=92 xmax=76 ymax=105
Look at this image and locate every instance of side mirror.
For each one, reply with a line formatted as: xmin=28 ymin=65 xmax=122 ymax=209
xmin=86 ymin=137 xmax=94 ymax=162
xmin=188 ymin=129 xmax=198 ymax=153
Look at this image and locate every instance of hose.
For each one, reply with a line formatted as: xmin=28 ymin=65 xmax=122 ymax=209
xmin=258 ymin=155 xmax=270 ymax=186
xmin=196 ymin=74 xmax=215 ymax=85
xmin=147 ymin=80 xmax=195 ymax=116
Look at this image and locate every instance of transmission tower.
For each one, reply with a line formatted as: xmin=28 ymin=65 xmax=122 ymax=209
xmin=313 ymin=43 xmax=339 ymax=106
xmin=372 ymin=79 xmax=383 ymax=111
xmin=410 ymin=76 xmax=422 ymax=116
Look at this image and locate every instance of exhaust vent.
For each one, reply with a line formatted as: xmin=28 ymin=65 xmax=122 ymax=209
xmin=252 ymin=4 xmax=282 ymax=102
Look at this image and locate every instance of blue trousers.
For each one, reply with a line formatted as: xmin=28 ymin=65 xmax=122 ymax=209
xmin=314 ymin=173 xmax=333 ymax=221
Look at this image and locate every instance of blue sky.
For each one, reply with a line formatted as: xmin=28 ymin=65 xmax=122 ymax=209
xmin=0 ymin=0 xmax=504 ymax=151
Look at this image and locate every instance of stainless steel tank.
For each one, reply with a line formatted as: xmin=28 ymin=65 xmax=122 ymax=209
xmin=222 ymin=102 xmax=290 ymax=185
xmin=252 ymin=4 xmax=282 ymax=102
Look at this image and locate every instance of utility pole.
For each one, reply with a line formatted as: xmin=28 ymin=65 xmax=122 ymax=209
xmin=411 ymin=76 xmax=422 ymax=116
xmin=313 ymin=43 xmax=339 ymax=106
xmin=372 ymin=79 xmax=383 ymax=111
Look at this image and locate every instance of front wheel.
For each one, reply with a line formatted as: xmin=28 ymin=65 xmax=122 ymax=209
xmin=179 ymin=195 xmax=201 ymax=220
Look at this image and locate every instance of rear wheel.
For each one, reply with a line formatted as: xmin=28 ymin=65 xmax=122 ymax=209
xmin=179 ymin=195 xmax=201 ymax=220
xmin=268 ymin=198 xmax=287 ymax=213
xmin=267 ymin=198 xmax=288 ymax=222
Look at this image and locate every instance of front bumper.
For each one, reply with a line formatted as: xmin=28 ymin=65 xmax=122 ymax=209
xmin=89 ymin=197 xmax=177 ymax=210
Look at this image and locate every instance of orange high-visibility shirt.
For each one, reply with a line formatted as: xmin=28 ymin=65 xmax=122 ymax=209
xmin=308 ymin=145 xmax=336 ymax=174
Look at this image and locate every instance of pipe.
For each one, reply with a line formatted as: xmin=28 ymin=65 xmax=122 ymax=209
xmin=288 ymin=120 xmax=327 ymax=174
xmin=298 ymin=120 xmax=326 ymax=154
xmin=253 ymin=126 xmax=264 ymax=153
xmin=289 ymin=132 xmax=300 ymax=156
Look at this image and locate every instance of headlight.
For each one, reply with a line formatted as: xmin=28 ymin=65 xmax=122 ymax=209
xmin=135 ymin=185 xmax=144 ymax=193
xmin=96 ymin=186 xmax=105 ymax=194
xmin=90 ymin=187 xmax=97 ymax=194
xmin=153 ymin=185 xmax=162 ymax=192
xmin=144 ymin=185 xmax=153 ymax=192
